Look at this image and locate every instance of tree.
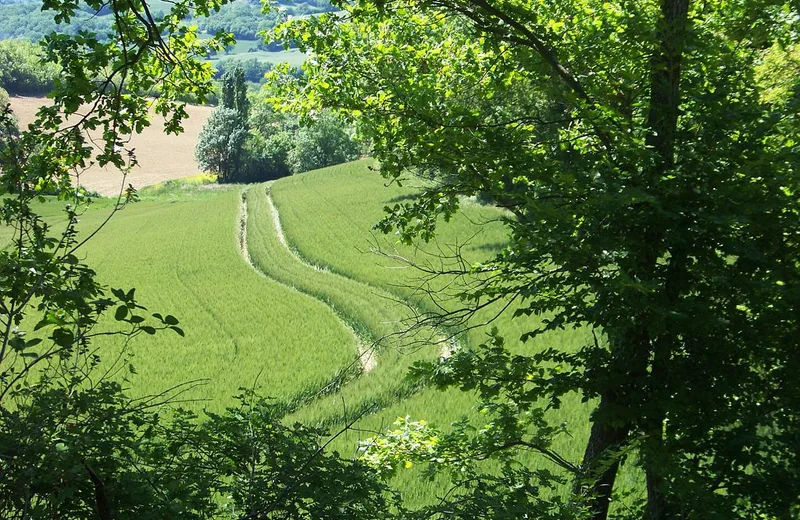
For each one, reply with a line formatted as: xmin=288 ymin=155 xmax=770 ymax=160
xmin=197 ymin=66 xmax=250 ymax=182
xmin=244 ymin=100 xmax=296 ymax=180
xmin=196 ymin=106 xmax=250 ymax=181
xmin=287 ymin=109 xmax=361 ymax=173
xmin=0 ymin=86 xmax=17 ymax=147
xmin=0 ymin=0 xmax=393 ymax=517
xmin=0 ymin=39 xmax=60 ymax=95
xmin=271 ymin=1 xmax=800 ymax=518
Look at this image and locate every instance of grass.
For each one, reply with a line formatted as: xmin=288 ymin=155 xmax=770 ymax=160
xmin=0 ymin=160 xmax=643 ymax=509
xmin=73 ymin=185 xmax=359 ymax=412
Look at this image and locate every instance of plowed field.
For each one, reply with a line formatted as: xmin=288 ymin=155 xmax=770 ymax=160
xmin=8 ymin=96 xmax=213 ymax=196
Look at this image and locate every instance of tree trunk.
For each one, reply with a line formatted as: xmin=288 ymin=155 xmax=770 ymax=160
xmin=575 ymin=391 xmax=629 ymax=520
xmin=642 ymin=0 xmax=691 ymax=518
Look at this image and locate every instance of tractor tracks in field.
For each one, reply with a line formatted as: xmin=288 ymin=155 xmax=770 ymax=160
xmin=237 ymin=187 xmax=377 ymax=375
xmin=238 ymin=183 xmax=460 ymax=426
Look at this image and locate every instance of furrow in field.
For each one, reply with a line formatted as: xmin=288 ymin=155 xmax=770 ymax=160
xmin=244 ymin=184 xmax=444 ymax=426
xmin=238 ymin=188 xmax=373 ymax=384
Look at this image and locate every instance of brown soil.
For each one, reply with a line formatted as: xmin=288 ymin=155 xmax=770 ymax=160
xmin=8 ymin=96 xmax=213 ymax=196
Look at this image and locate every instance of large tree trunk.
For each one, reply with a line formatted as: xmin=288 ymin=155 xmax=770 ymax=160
xmin=642 ymin=1 xmax=691 ymax=518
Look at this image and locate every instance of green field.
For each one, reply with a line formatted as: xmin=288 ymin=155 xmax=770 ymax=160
xmin=2 ymin=161 xmax=643 ymax=508
xmin=207 ymin=39 xmax=307 ymax=69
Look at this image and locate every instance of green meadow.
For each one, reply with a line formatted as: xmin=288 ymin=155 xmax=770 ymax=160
xmin=3 ymin=160 xmax=637 ymax=507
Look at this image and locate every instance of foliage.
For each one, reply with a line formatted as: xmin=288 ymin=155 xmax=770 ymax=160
xmin=194 ymin=389 xmax=397 ymax=519
xmin=199 ymin=82 xmax=362 ymax=181
xmin=0 ymin=0 xmax=223 ymax=510
xmin=221 ymin=64 xmax=249 ymax=118
xmin=270 ymin=1 xmax=800 ymax=518
xmin=0 ymin=87 xmax=17 ymax=145
xmin=0 ymin=39 xmax=60 ymax=95
xmin=0 ymin=0 xmax=393 ymax=517
xmin=0 ymin=2 xmax=114 ymax=41
xmin=195 ymin=107 xmax=248 ymax=180
xmin=287 ymin=109 xmax=362 ymax=173
xmin=196 ymin=66 xmax=249 ymax=182
xmin=214 ymin=55 xmax=273 ymax=83
xmin=756 ymin=40 xmax=800 ymax=106
xmin=0 ymin=0 xmax=334 ymax=42
xmin=360 ymin=411 xmax=586 ymax=520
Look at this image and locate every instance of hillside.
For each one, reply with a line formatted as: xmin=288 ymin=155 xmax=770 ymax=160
xmin=8 ymin=160 xmax=609 ymax=507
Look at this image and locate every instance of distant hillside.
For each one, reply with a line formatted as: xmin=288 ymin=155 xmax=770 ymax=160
xmin=0 ymin=0 xmax=333 ymax=41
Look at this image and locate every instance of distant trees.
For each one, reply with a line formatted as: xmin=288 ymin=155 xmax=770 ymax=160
xmin=0 ymin=0 xmax=335 ymax=42
xmin=288 ymin=110 xmax=362 ymax=174
xmin=0 ymin=39 xmax=59 ymax=95
xmin=196 ymin=67 xmax=250 ymax=182
xmin=197 ymin=68 xmax=361 ymax=183
xmin=214 ymin=56 xmax=273 ymax=83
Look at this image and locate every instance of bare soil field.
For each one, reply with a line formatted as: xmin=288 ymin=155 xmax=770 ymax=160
xmin=9 ymin=96 xmax=213 ymax=196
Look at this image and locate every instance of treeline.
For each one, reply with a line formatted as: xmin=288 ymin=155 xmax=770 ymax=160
xmin=0 ymin=1 xmax=114 ymax=40
xmin=196 ymin=67 xmax=361 ymax=183
xmin=213 ymin=56 xmax=274 ymax=83
xmin=0 ymin=39 xmax=59 ymax=95
xmin=0 ymin=38 xmax=287 ymax=102
xmin=0 ymin=0 xmax=334 ymax=41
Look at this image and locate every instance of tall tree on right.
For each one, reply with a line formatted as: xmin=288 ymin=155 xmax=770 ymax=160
xmin=272 ymin=0 xmax=800 ymax=518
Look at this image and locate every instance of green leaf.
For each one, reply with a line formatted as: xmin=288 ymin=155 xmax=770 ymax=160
xmin=51 ymin=328 xmax=74 ymax=348
xmin=115 ymin=305 xmax=129 ymax=321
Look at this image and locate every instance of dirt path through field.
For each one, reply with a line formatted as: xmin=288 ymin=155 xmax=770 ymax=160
xmin=8 ymin=96 xmax=213 ymax=196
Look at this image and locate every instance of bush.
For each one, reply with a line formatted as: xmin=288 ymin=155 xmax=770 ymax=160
xmin=287 ymin=110 xmax=361 ymax=174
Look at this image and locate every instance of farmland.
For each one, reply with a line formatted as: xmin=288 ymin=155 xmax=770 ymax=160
xmin=8 ymin=96 xmax=214 ymax=195
xmin=0 ymin=144 xmax=647 ymax=507
xmin=0 ymin=158 xmax=617 ymax=507
xmin=208 ymin=41 xmax=307 ymax=69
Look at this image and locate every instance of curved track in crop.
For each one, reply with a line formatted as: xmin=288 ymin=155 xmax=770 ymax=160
xmin=241 ymin=184 xmax=444 ymax=427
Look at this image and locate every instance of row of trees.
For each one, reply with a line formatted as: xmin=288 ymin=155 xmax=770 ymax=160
xmin=196 ymin=66 xmax=361 ymax=183
xmin=213 ymin=56 xmax=273 ymax=83
xmin=0 ymin=0 xmax=334 ymax=42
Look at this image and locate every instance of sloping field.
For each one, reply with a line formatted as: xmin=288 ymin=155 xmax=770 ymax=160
xmin=2 ymin=160 xmax=640 ymax=507
xmin=67 ymin=186 xmax=360 ymax=411
xmin=266 ymin=161 xmax=608 ymax=505
xmin=8 ymin=96 xmax=212 ymax=196
xmin=244 ymin=183 xmax=443 ymax=429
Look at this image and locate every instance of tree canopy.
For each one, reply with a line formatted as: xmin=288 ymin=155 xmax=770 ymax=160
xmin=270 ymin=0 xmax=800 ymax=517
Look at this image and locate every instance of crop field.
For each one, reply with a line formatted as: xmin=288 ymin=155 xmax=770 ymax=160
xmin=1 ymin=160 xmax=642 ymax=509
xmin=12 ymin=185 xmax=360 ymax=412
xmin=8 ymin=96 xmax=213 ymax=196
xmin=267 ymin=161 xmax=621 ymax=506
